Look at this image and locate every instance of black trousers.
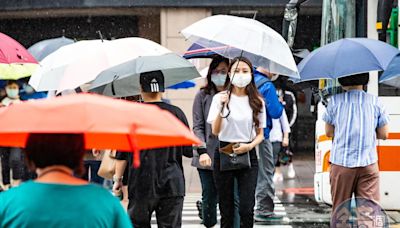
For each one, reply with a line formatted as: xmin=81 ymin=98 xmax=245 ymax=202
xmin=0 ymin=147 xmax=26 ymax=185
xmin=128 ymin=196 xmax=184 ymax=228
xmin=214 ymin=148 xmax=258 ymax=228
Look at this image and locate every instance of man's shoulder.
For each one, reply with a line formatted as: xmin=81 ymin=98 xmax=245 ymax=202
xmin=158 ymin=102 xmax=187 ymax=119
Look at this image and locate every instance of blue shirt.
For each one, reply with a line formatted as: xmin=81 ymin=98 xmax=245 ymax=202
xmin=254 ymin=71 xmax=283 ymax=139
xmin=323 ymin=90 xmax=389 ymax=168
xmin=0 ymin=181 xmax=132 ymax=228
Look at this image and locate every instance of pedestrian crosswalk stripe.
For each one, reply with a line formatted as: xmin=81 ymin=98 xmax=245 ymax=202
xmin=149 ymin=193 xmax=291 ymax=227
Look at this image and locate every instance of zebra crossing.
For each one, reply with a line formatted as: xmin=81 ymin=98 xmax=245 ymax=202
xmin=151 ymin=193 xmax=292 ymax=227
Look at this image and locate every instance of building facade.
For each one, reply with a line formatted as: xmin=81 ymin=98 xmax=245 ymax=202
xmin=0 ymin=0 xmax=322 ymax=152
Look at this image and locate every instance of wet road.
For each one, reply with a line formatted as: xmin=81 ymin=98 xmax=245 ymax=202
xmin=183 ymin=152 xmax=400 ymax=227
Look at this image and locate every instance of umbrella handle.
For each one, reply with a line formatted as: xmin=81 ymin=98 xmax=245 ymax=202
xmin=129 ymin=124 xmax=141 ymax=168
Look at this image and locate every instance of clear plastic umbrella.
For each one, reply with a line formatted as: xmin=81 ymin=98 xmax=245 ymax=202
xmin=181 ymin=15 xmax=300 ymax=79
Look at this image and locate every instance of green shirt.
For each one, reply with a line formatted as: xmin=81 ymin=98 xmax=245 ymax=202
xmin=0 ymin=181 xmax=132 ymax=228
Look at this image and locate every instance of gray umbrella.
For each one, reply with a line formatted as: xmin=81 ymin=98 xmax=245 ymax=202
xmin=89 ymin=53 xmax=201 ymax=97
xmin=28 ymin=37 xmax=74 ymax=61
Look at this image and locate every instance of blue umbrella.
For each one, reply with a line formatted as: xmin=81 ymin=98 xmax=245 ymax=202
xmin=167 ymin=80 xmax=196 ymax=89
xmin=379 ymin=53 xmax=400 ymax=88
xmin=28 ymin=37 xmax=74 ymax=61
xmin=297 ymin=38 xmax=399 ymax=82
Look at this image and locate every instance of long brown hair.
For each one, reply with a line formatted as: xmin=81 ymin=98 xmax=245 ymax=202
xmin=224 ymin=57 xmax=263 ymax=129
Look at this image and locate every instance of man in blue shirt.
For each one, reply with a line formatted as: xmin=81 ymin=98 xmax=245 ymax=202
xmin=254 ymin=67 xmax=284 ymax=221
xmin=323 ymin=73 xmax=389 ymax=214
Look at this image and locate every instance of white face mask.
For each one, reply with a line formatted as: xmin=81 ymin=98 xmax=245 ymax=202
xmin=230 ymin=73 xmax=252 ymax=88
xmin=211 ymin=73 xmax=226 ymax=87
xmin=6 ymin=88 xmax=19 ymax=99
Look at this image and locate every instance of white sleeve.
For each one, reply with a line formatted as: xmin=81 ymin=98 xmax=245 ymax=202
xmin=207 ymin=94 xmax=221 ymax=125
xmin=280 ymin=110 xmax=291 ymax=133
xmin=287 ymin=91 xmax=297 ymax=127
xmin=258 ymin=99 xmax=267 ymax=129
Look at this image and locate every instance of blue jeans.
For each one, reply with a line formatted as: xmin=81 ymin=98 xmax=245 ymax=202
xmin=83 ymin=160 xmax=104 ymax=185
xmin=198 ymin=169 xmax=218 ymax=227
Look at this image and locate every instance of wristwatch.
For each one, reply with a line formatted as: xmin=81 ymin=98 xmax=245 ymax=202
xmin=113 ymin=175 xmax=123 ymax=182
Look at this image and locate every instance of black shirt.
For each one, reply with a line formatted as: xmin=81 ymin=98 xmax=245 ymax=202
xmin=116 ymin=102 xmax=193 ymax=200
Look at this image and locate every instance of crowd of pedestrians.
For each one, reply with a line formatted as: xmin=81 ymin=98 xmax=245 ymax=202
xmin=0 ymin=56 xmax=390 ymax=228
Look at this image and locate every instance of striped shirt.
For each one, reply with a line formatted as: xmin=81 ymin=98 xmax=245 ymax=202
xmin=323 ymin=90 xmax=389 ymax=168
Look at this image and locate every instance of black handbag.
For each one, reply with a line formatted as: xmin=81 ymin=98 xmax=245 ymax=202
xmin=219 ymin=148 xmax=251 ymax=171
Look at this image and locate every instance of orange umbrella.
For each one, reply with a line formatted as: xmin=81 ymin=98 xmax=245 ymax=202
xmin=0 ymin=93 xmax=200 ymax=167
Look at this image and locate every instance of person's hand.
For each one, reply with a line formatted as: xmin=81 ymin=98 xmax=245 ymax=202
xmin=220 ymin=91 xmax=229 ymax=106
xmin=199 ymin=153 xmax=212 ymax=167
xmin=233 ymin=143 xmax=252 ymax=154
xmin=112 ymin=178 xmax=123 ymax=195
xmin=282 ymin=137 xmax=289 ymax=147
xmin=279 ymin=96 xmax=284 ymax=103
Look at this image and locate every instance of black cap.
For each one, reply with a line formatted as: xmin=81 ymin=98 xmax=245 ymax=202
xmin=139 ymin=70 xmax=165 ymax=93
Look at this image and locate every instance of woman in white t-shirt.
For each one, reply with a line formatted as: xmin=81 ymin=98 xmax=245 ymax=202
xmin=207 ymin=57 xmax=266 ymax=228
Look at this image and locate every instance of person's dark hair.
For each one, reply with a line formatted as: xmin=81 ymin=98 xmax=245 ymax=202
xmin=25 ymin=134 xmax=85 ymax=175
xmin=338 ymin=73 xmax=369 ymax=87
xmin=225 ymin=57 xmax=263 ymax=129
xmin=6 ymin=80 xmax=19 ymax=87
xmin=203 ymin=56 xmax=229 ymax=95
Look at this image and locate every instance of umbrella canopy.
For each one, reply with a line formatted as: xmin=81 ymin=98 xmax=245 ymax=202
xmin=28 ymin=36 xmax=74 ymax=61
xmin=181 ymin=15 xmax=299 ymax=79
xmin=30 ymin=37 xmax=171 ymax=93
xmin=183 ymin=43 xmax=221 ymax=59
xmin=0 ymin=93 xmax=200 ymax=167
xmin=0 ymin=32 xmax=38 ymax=80
xmin=168 ymin=80 xmax=196 ymax=89
xmin=297 ymin=38 xmax=399 ymax=82
xmin=29 ymin=39 xmax=107 ymax=92
xmin=379 ymin=53 xmax=400 ymax=88
xmin=89 ymin=52 xmax=201 ymax=97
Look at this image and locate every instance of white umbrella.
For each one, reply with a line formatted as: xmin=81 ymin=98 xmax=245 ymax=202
xmin=181 ymin=15 xmax=300 ymax=79
xmin=89 ymin=53 xmax=201 ymax=97
xmin=29 ymin=37 xmax=171 ymax=92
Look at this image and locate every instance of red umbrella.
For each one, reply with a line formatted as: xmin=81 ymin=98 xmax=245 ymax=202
xmin=0 ymin=32 xmax=38 ymax=79
xmin=0 ymin=93 xmax=200 ymax=167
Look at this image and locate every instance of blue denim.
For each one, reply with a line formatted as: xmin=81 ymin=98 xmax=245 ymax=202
xmin=83 ymin=160 xmax=104 ymax=185
xmin=198 ymin=169 xmax=218 ymax=227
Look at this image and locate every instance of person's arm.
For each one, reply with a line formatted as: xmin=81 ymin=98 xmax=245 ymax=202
xmin=376 ymin=99 xmax=390 ymax=140
xmin=176 ymin=108 xmax=193 ymax=158
xmin=262 ymin=83 xmax=283 ymax=119
xmin=280 ymin=111 xmax=291 ymax=147
xmin=208 ymin=92 xmax=227 ymax=135
xmin=325 ymin=123 xmax=335 ymax=138
xmin=192 ymin=91 xmax=207 ymax=154
xmin=376 ymin=124 xmax=389 ymax=140
xmin=287 ymin=91 xmax=298 ymax=127
xmin=233 ymin=128 xmax=264 ymax=154
xmin=112 ymin=152 xmax=128 ymax=194
xmin=323 ymin=97 xmax=335 ymax=138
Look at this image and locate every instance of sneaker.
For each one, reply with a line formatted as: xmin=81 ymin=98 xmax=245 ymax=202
xmin=254 ymin=213 xmax=283 ymax=222
xmin=196 ymin=200 xmax=203 ymax=220
xmin=273 ymin=172 xmax=283 ymax=182
xmin=286 ymin=163 xmax=296 ymax=179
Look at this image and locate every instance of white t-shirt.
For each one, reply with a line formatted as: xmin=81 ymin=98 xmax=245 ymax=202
xmin=207 ymin=93 xmax=266 ymax=142
xmin=270 ymin=110 xmax=291 ymax=143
